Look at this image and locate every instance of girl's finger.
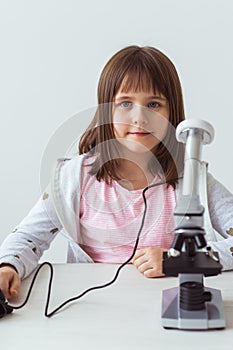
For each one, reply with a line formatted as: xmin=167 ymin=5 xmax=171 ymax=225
xmin=0 ymin=279 xmax=10 ymax=300
xmin=131 ymin=249 xmax=145 ymax=262
xmin=9 ymin=274 xmax=20 ymax=297
xmin=131 ymin=254 xmax=148 ymax=267
xmin=144 ymin=268 xmax=162 ymax=278
xmin=136 ymin=261 xmax=152 ymax=274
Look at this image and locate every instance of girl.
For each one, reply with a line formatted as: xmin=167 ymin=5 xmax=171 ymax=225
xmin=0 ymin=46 xmax=233 ymax=300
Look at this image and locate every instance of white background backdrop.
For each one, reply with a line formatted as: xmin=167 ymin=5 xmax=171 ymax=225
xmin=0 ymin=0 xmax=232 ymax=262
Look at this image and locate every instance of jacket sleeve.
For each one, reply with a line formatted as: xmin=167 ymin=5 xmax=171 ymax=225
xmin=206 ymin=173 xmax=233 ymax=270
xmin=0 ymin=185 xmax=63 ymax=279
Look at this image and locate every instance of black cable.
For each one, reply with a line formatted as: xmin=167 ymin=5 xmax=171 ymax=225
xmin=8 ymin=176 xmax=181 ymax=318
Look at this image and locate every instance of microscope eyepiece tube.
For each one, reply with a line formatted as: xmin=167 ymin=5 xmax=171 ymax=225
xmin=176 ymin=119 xmax=214 ymax=197
xmin=182 ymin=129 xmax=203 ymax=196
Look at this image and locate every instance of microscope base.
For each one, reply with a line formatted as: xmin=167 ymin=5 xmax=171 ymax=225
xmin=162 ymin=286 xmax=225 ymax=330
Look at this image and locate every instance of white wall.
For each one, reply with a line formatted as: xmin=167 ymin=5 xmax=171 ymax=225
xmin=0 ymin=0 xmax=232 ymax=262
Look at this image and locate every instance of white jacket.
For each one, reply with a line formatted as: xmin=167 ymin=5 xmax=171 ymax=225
xmin=0 ymin=154 xmax=233 ymax=279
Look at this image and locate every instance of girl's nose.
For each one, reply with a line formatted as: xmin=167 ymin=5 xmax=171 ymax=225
xmin=131 ymin=105 xmax=148 ymax=125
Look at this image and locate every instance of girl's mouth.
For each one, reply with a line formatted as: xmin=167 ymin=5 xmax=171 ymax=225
xmin=128 ymin=132 xmax=151 ymax=137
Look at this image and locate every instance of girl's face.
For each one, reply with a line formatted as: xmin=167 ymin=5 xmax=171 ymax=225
xmin=112 ymin=90 xmax=169 ymax=154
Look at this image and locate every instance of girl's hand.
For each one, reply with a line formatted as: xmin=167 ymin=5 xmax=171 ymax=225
xmin=131 ymin=247 xmax=167 ymax=278
xmin=0 ymin=264 xmax=21 ymax=300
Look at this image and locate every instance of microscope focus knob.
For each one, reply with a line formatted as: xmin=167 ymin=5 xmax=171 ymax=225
xmin=176 ymin=119 xmax=215 ymax=145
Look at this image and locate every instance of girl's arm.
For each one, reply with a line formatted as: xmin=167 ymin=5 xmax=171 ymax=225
xmin=206 ymin=173 xmax=233 ymax=270
xmin=0 ymin=186 xmax=62 ymax=280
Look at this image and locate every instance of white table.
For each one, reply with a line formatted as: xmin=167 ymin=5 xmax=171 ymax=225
xmin=1 ymin=263 xmax=233 ymax=350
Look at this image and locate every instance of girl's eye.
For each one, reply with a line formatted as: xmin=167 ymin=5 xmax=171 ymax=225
xmin=148 ymin=102 xmax=160 ymax=108
xmin=120 ymin=101 xmax=132 ymax=108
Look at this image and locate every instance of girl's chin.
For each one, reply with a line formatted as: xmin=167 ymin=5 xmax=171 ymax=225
xmin=125 ymin=147 xmax=151 ymax=154
xmin=117 ymin=140 xmax=156 ymax=154
xmin=118 ymin=145 xmax=155 ymax=157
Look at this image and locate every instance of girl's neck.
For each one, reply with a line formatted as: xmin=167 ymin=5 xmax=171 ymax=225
xmin=116 ymin=156 xmax=155 ymax=191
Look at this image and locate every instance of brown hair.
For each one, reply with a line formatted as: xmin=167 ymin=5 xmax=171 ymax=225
xmin=79 ymin=45 xmax=185 ymax=188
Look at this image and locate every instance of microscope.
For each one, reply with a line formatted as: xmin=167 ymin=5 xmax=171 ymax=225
xmin=161 ymin=119 xmax=226 ymax=330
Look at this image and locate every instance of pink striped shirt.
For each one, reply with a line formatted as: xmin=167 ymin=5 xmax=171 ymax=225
xmin=79 ymin=159 xmax=177 ymax=263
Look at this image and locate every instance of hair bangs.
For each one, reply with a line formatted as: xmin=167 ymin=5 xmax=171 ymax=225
xmin=118 ymin=58 xmax=165 ymax=97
